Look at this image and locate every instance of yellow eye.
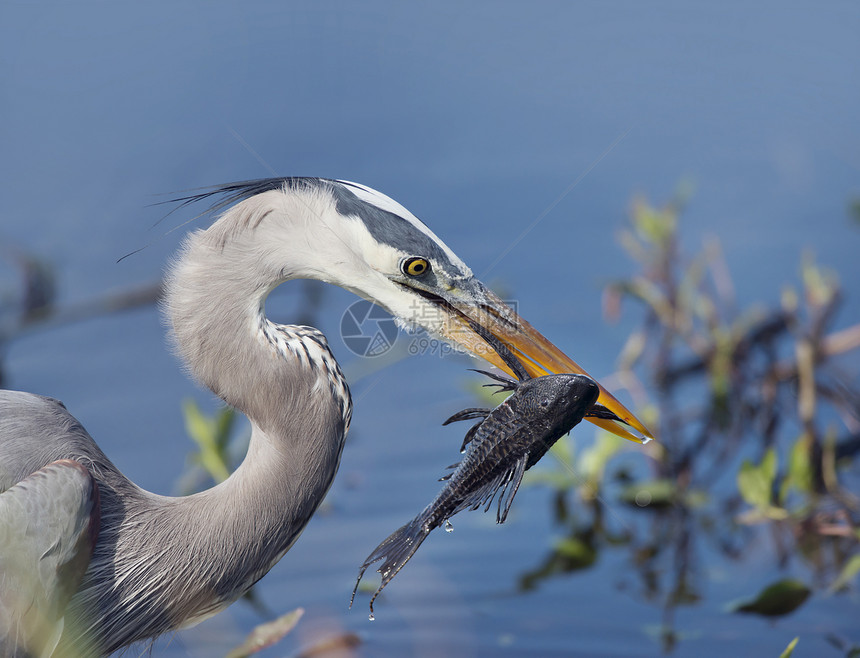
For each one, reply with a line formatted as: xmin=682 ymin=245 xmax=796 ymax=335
xmin=402 ymin=257 xmax=430 ymax=277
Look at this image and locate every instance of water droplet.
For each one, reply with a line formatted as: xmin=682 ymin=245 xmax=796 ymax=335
xmin=368 ymin=612 xmax=375 ymax=621
xmin=445 ymin=520 xmax=454 ymax=533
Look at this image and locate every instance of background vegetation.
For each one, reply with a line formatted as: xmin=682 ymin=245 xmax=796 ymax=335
xmin=2 ymin=191 xmax=858 ymax=656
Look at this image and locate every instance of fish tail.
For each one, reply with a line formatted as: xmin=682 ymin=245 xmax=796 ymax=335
xmin=350 ymin=513 xmax=432 ymax=615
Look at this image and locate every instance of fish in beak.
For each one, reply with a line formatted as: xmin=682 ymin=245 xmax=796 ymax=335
xmin=428 ymin=281 xmax=654 ymax=444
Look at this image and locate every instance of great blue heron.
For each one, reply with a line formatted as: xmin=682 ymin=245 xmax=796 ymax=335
xmin=0 ymin=178 xmax=652 ymax=656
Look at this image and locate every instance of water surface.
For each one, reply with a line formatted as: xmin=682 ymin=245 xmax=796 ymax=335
xmin=2 ymin=3 xmax=858 ymax=656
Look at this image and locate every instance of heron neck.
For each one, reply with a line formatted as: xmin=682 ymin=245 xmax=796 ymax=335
xmin=78 ymin=404 xmax=346 ymax=654
xmin=165 ymin=219 xmax=349 ymax=507
xmin=63 ymin=207 xmax=352 ymax=655
xmin=141 ymin=415 xmax=342 ymax=622
xmin=130 ymin=223 xmax=349 ymax=625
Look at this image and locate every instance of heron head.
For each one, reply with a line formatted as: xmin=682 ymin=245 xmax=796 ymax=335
xmin=324 ymin=180 xmax=652 ymax=443
xmin=196 ymin=178 xmax=653 ymax=443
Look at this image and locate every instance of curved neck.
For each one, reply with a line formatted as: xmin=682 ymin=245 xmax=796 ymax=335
xmin=163 ymin=220 xmax=350 ymax=551
xmin=166 ymin=225 xmax=281 ymax=424
xmin=73 ymin=223 xmax=351 ymax=653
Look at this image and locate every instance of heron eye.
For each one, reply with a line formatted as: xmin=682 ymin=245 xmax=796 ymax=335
xmin=402 ymin=257 xmax=430 ymax=277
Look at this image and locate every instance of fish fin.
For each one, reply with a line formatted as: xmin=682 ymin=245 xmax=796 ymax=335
xmin=442 ymin=408 xmax=491 ymax=425
xmin=450 ymin=454 xmax=529 ymax=523
xmin=470 ymin=369 xmax=518 ymax=392
xmin=350 ymin=515 xmax=432 ymax=615
xmin=459 ymin=421 xmax=484 ymax=452
xmin=443 ymin=409 xmax=494 ymax=452
xmin=458 ymin=402 xmax=531 ymax=456
xmin=459 ymin=469 xmax=508 ymax=515
xmin=439 ymin=461 xmax=461 ymax=480
xmin=496 ymin=452 xmax=528 ymax=524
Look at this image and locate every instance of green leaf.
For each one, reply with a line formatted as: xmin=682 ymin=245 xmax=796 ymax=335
xmin=522 ymin=435 xmax=579 ymax=492
xmin=828 ymin=553 xmax=860 ymax=593
xmin=761 ymin=448 xmax=777 ymax=484
xmin=708 ymin=329 xmax=734 ymax=400
xmin=781 ymin=285 xmax=799 ymax=313
xmin=183 ymin=399 xmax=213 ymax=449
xmin=781 ymin=435 xmax=814 ymax=503
xmin=579 ymin=432 xmax=623 ymax=483
xmin=737 ymin=462 xmax=764 ymax=508
xmin=214 ymin=406 xmax=237 ymax=452
xmin=632 ymin=199 xmax=677 ymax=247
xmin=801 ymin=252 xmax=838 ymax=308
xmin=522 ymin=469 xmax=576 ymax=491
xmin=619 ymin=479 xmax=677 ymax=508
xmin=682 ymin=488 xmax=709 ymax=509
xmin=553 ymin=537 xmax=597 ymax=569
xmin=549 ymin=434 xmax=574 ymax=468
xmin=737 ymin=448 xmax=777 ymax=510
xmin=779 ymin=637 xmax=799 ymax=658
xmin=182 ymin=399 xmax=233 ymax=483
xmin=728 ymin=579 xmax=810 ymax=617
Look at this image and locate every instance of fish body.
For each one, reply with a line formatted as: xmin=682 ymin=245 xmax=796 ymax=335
xmin=440 ymin=372 xmax=600 ymax=522
xmin=351 ymin=370 xmax=599 ymax=614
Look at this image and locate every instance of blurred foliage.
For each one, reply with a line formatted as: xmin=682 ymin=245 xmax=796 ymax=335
xmin=177 ymin=399 xmax=279 ymax=628
xmin=0 ymin=244 xmax=161 ymax=388
xmin=3 ymin=192 xmax=858 ymax=656
xmin=827 ymin=635 xmax=860 ymax=658
xmin=780 ymin=637 xmax=800 ymax=658
xmin=179 ymin=399 xmax=239 ymax=487
xmin=519 ymin=189 xmax=860 ymax=653
xmin=727 ymin=579 xmax=811 ymax=617
xmin=225 ymin=607 xmax=304 ymax=658
xmin=850 ymin=198 xmax=860 ymax=225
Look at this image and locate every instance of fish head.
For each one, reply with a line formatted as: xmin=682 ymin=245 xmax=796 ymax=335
xmin=519 ymin=374 xmax=601 ymax=433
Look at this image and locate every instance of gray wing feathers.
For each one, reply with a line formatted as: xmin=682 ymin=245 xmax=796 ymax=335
xmin=0 ymin=391 xmax=115 ymax=492
xmin=0 ymin=460 xmax=99 ymax=657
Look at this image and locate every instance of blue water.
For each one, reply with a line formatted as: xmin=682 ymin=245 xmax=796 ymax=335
xmin=2 ymin=2 xmax=858 ymax=656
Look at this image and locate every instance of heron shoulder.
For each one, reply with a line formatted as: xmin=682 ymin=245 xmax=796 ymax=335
xmin=0 ymin=390 xmax=115 ymax=492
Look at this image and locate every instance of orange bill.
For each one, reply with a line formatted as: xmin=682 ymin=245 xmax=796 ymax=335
xmin=440 ymin=286 xmax=654 ymax=444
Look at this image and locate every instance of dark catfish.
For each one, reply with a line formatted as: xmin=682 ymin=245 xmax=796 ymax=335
xmin=350 ymin=325 xmax=601 ymax=616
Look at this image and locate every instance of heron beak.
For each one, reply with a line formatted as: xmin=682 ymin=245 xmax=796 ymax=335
xmin=437 ymin=283 xmax=654 ymax=444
